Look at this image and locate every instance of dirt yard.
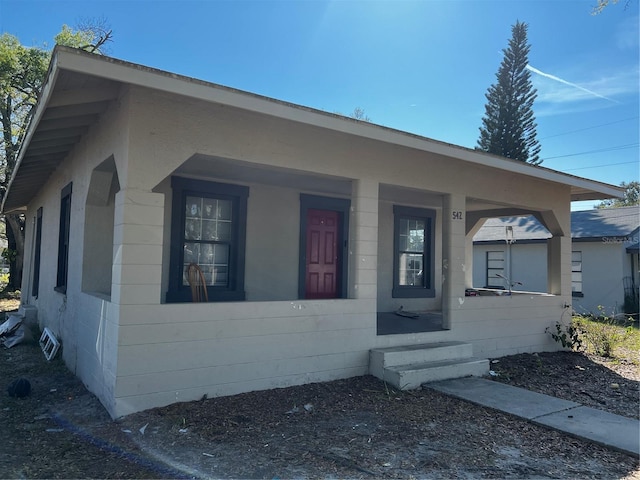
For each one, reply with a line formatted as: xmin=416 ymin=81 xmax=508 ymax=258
xmin=1 ymin=303 xmax=638 ymax=478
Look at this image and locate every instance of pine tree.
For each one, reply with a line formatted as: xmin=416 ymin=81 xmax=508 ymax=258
xmin=477 ymin=21 xmax=541 ymax=165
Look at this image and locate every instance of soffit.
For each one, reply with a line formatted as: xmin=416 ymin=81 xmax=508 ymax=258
xmin=3 ymin=69 xmax=120 ymax=212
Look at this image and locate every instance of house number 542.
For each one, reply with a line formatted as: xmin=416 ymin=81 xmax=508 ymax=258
xmin=452 ymin=211 xmax=463 ymax=220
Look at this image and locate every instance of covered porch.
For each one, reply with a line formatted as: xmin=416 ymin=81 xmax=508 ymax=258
xmin=373 ymin=181 xmax=571 ymax=337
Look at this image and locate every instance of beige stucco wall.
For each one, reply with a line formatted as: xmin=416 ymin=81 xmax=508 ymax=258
xmin=125 ymin=87 xmax=570 ymax=210
xmin=20 ymin=87 xmax=132 ymax=413
xmin=21 ymin=84 xmax=573 ymax=417
xmin=245 ymin=185 xmax=301 ymax=300
xmin=113 ymin=299 xmax=375 ymax=416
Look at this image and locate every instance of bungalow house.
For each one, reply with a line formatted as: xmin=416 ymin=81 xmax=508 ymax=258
xmin=472 ymin=206 xmax=640 ymax=316
xmin=2 ymin=47 xmax=622 ymax=418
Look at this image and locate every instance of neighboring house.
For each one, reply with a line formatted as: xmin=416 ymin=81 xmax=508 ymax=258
xmin=473 ymin=206 xmax=640 ymax=316
xmin=2 ymin=47 xmax=621 ymax=418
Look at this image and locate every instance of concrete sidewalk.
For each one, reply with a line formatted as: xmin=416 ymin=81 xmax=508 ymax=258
xmin=426 ymin=377 xmax=639 ymax=457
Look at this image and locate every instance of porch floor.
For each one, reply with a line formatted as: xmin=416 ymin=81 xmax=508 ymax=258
xmin=377 ymin=311 xmax=445 ymax=335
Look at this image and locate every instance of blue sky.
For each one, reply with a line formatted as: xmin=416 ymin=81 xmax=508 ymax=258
xmin=2 ymin=0 xmax=638 ymax=209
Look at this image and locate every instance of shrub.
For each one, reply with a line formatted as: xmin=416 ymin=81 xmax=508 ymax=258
xmin=546 ymin=319 xmax=584 ymax=351
xmin=577 ymin=308 xmax=635 ymax=357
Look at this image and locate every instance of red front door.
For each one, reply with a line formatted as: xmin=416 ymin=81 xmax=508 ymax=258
xmin=305 ymin=209 xmax=339 ymax=299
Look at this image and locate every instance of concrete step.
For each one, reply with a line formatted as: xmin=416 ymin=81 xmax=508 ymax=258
xmin=384 ymin=358 xmax=490 ymax=390
xmin=370 ymin=341 xmax=472 ymax=375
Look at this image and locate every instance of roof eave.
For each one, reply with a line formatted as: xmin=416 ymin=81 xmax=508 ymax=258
xmin=2 ymin=46 xmax=624 ymax=212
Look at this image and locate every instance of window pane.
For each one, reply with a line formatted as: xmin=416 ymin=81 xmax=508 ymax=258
xmin=199 ymin=219 xmax=233 ymax=241
xmin=216 ymin=221 xmax=232 ymax=242
xmin=183 ymin=242 xmax=230 ymax=286
xmin=200 ymin=243 xmax=215 ymax=264
xmin=186 ymin=197 xmax=232 ymax=241
xmin=213 ymin=266 xmax=228 ymax=285
xmin=213 ymin=244 xmax=229 ymax=266
xmin=217 ymin=200 xmax=232 ymax=220
xmin=202 ymin=199 xmax=217 ymax=219
xmin=572 ymin=281 xmax=582 ymax=292
xmin=186 ymin=197 xmax=202 ymax=217
xmin=408 ymin=220 xmax=424 ymax=252
xmin=185 ymin=217 xmax=201 ymax=240
xmin=399 ymin=218 xmax=409 ymax=251
xmin=487 ymin=251 xmax=504 ymax=260
xmin=199 ymin=264 xmax=229 ymax=287
xmin=399 ymin=253 xmax=424 ymax=286
xmin=183 ymin=243 xmax=201 ymax=267
xmin=399 ymin=218 xmax=425 ymax=252
xmin=201 ymin=220 xmax=216 ymax=241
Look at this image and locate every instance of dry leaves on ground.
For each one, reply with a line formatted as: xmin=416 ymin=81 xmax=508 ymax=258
xmin=1 ymin=323 xmax=638 ymax=479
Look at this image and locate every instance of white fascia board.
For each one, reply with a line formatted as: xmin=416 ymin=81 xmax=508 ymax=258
xmin=53 ymin=47 xmax=623 ymax=201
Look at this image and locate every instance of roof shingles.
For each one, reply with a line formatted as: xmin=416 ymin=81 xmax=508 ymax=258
xmin=473 ymin=206 xmax=640 ymax=243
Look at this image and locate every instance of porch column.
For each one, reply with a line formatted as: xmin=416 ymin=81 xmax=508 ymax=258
xmin=111 ymin=189 xmax=165 ymax=306
xmin=442 ymin=194 xmax=467 ymax=328
xmin=547 ymin=235 xmax=571 ymax=296
xmin=464 ymin=218 xmax=487 ymax=288
xmin=349 ymin=179 xmax=379 ymax=300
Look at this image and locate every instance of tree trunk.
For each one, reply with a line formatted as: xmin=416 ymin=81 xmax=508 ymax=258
xmin=4 ymin=214 xmax=24 ymax=291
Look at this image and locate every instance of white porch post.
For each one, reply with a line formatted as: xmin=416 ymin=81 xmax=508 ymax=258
xmin=442 ymin=193 xmax=466 ymax=328
xmin=111 ymin=189 xmax=165 ymax=307
xmin=349 ymin=179 xmax=379 ymax=301
xmin=545 ymin=205 xmax=571 ymax=297
xmin=464 ymin=219 xmax=486 ymax=289
xmin=547 ymin=236 xmax=571 ymax=296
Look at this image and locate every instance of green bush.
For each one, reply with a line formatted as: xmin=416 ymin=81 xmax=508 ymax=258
xmin=546 ymin=319 xmax=584 ymax=351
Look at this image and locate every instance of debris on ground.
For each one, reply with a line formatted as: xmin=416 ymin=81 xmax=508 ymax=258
xmin=1 ymin=340 xmax=638 ymax=479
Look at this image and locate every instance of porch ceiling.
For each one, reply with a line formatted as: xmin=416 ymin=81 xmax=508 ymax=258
xmin=175 ymin=154 xmax=353 ymax=195
xmin=379 ymin=184 xmax=444 ymax=205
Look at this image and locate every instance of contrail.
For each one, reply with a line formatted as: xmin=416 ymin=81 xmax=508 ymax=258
xmin=526 ymin=64 xmax=618 ymax=103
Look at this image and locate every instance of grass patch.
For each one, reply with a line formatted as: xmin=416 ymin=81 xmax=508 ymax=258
xmin=573 ymin=314 xmax=639 ymax=361
xmin=548 ymin=309 xmax=639 ymax=363
xmin=0 ymin=288 xmax=21 ymax=319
